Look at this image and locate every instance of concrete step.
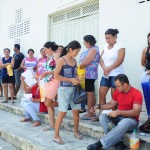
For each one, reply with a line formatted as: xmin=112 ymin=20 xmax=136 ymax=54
xmin=0 ymin=109 xmax=97 ymax=150
xmin=0 ymin=139 xmax=18 ymax=150
xmin=0 ymin=99 xmax=150 ymax=149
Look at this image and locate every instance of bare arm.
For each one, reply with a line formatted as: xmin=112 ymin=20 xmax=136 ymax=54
xmin=108 ymin=48 xmax=125 ymax=70
xmin=100 ymin=50 xmax=106 ymax=70
xmin=0 ymin=58 xmax=7 ymax=68
xmin=54 ymin=58 xmax=79 ymax=85
xmin=11 ymin=57 xmax=15 ymax=68
xmin=20 ymin=59 xmax=27 ymax=69
xmin=141 ymin=47 xmax=147 ymax=67
xmin=80 ymin=48 xmax=97 ymax=69
xmin=20 ymin=77 xmax=32 ymax=93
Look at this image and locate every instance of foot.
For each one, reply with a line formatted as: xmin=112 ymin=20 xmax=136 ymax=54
xmin=43 ymin=126 xmax=54 ymax=131
xmin=87 ymin=141 xmax=102 ymax=150
xmin=53 ymin=136 xmax=65 ymax=145
xmin=91 ymin=117 xmax=99 ymax=122
xmin=20 ymin=118 xmax=31 ymax=122
xmin=33 ymin=121 xmax=41 ymax=127
xmin=8 ymin=97 xmax=17 ymax=100
xmin=79 ymin=109 xmax=86 ymax=113
xmin=1 ymin=100 xmax=8 ymax=103
xmin=74 ymin=133 xmax=83 ymax=140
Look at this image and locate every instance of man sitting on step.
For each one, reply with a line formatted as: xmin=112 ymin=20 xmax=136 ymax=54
xmin=20 ymin=76 xmax=47 ymax=127
xmin=87 ymin=74 xmax=143 ymax=150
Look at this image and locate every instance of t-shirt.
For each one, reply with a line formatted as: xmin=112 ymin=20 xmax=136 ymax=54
xmin=13 ymin=52 xmax=25 ymax=69
xmin=31 ymin=84 xmax=47 ymax=113
xmin=113 ymin=87 xmax=143 ymax=121
xmin=102 ymin=42 xmax=125 ymax=76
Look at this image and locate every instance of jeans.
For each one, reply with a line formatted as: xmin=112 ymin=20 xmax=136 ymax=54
xmin=99 ymin=114 xmax=138 ymax=149
xmin=21 ymin=100 xmax=40 ymax=121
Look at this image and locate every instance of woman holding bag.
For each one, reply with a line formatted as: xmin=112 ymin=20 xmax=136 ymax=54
xmin=53 ymin=40 xmax=83 ymax=145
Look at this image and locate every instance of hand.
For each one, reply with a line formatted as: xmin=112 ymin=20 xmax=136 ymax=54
xmin=108 ymin=111 xmax=119 ymax=117
xmin=103 ymin=67 xmax=111 ymax=77
xmin=20 ymin=76 xmax=25 ymax=81
xmin=90 ymin=106 xmax=98 ymax=114
xmin=71 ymin=78 xmax=80 ymax=85
xmin=33 ymin=66 xmax=37 ymax=71
xmin=40 ymin=72 xmax=48 ymax=79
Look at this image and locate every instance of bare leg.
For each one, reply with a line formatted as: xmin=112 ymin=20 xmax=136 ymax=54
xmin=99 ymin=86 xmax=110 ymax=105
xmin=0 ymin=83 xmax=3 ymax=96
xmin=3 ymin=83 xmax=8 ymax=101
xmin=87 ymin=91 xmax=96 ymax=117
xmin=54 ymin=111 xmax=66 ymax=144
xmin=8 ymin=83 xmax=15 ymax=102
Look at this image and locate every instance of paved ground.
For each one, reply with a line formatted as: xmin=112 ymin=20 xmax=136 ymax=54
xmin=0 ymin=139 xmax=18 ymax=150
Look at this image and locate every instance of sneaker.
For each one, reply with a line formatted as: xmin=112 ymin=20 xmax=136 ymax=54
xmin=87 ymin=141 xmax=102 ymax=150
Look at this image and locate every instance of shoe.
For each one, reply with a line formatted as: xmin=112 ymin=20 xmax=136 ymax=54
xmin=114 ymin=141 xmax=128 ymax=150
xmin=8 ymin=97 xmax=17 ymax=100
xmin=1 ymin=100 xmax=8 ymax=103
xmin=87 ymin=141 xmax=102 ymax=150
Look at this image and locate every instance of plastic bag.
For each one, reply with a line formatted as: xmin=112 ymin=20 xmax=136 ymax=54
xmin=77 ymin=66 xmax=85 ymax=89
xmin=39 ymin=79 xmax=45 ymax=102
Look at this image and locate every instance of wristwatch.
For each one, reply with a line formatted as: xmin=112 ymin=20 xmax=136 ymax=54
xmin=96 ymin=104 xmax=101 ymax=109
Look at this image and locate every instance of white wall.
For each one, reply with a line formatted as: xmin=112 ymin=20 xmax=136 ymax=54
xmin=0 ymin=0 xmax=90 ymax=57
xmin=99 ymin=0 xmax=150 ymax=91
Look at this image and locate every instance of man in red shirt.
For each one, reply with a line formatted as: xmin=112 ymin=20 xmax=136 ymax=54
xmin=87 ymin=74 xmax=143 ymax=150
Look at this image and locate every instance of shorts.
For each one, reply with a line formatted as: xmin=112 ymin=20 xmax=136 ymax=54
xmin=2 ymin=76 xmax=15 ymax=84
xmin=85 ymin=78 xmax=95 ymax=92
xmin=58 ymin=86 xmax=80 ymax=112
xmin=100 ymin=76 xmax=116 ymax=88
xmin=14 ymin=69 xmax=24 ymax=86
xmin=45 ymin=79 xmax=60 ymax=99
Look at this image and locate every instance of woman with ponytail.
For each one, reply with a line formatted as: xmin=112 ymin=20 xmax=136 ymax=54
xmin=53 ymin=40 xmax=83 ymax=144
xmin=40 ymin=41 xmax=60 ymax=130
xmin=99 ymin=29 xmax=125 ymax=107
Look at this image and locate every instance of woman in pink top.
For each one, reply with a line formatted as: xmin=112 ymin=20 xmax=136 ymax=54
xmin=20 ymin=49 xmax=38 ymax=73
xmin=36 ymin=48 xmax=47 ymax=76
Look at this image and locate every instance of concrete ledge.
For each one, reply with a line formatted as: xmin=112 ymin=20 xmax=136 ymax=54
xmin=0 ymin=129 xmax=46 ymax=150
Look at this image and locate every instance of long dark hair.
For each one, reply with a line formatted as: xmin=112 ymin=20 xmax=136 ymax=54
xmin=44 ymin=41 xmax=58 ymax=52
xmin=147 ymin=33 xmax=150 ymax=51
xmin=60 ymin=40 xmax=81 ymax=57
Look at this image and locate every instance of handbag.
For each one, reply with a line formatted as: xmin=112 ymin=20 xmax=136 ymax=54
xmin=73 ymin=84 xmax=87 ymax=104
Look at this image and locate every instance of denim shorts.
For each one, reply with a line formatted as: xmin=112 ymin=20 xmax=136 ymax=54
xmin=14 ymin=69 xmax=24 ymax=86
xmin=100 ymin=76 xmax=116 ymax=88
xmin=58 ymin=86 xmax=80 ymax=112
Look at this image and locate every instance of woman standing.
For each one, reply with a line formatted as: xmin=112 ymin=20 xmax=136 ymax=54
xmin=54 ymin=40 xmax=83 ymax=144
xmin=20 ymin=49 xmax=38 ymax=74
xmin=141 ymin=33 xmax=150 ymax=72
xmin=40 ymin=42 xmax=60 ymax=130
xmin=0 ymin=48 xmax=15 ymax=103
xmin=36 ymin=48 xmax=47 ymax=76
xmin=100 ymin=29 xmax=125 ymax=106
xmin=79 ymin=35 xmax=100 ymax=120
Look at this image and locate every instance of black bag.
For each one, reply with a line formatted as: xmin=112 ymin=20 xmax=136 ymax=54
xmin=139 ymin=119 xmax=150 ymax=133
xmin=73 ymin=84 xmax=87 ymax=104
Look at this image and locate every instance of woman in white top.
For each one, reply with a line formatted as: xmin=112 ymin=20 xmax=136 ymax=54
xmin=99 ymin=29 xmax=125 ymax=105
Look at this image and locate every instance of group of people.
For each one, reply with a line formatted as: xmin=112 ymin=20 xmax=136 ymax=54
xmin=0 ymin=29 xmax=150 ymax=150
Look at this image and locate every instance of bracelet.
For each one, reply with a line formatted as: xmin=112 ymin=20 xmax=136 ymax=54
xmin=96 ymin=104 xmax=101 ymax=109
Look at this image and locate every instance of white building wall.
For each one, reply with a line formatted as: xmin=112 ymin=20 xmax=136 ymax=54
xmin=99 ymin=0 xmax=150 ymax=93
xmin=0 ymin=0 xmax=90 ymax=57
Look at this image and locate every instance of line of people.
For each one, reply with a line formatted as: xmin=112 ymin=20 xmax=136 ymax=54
xmin=0 ymin=29 xmax=149 ymax=149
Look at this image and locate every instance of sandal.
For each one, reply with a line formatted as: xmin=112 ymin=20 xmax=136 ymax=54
xmin=80 ymin=115 xmax=91 ymax=120
xmin=53 ymin=138 xmax=65 ymax=145
xmin=43 ymin=127 xmax=54 ymax=131
xmin=79 ymin=109 xmax=86 ymax=113
xmin=74 ymin=134 xmax=83 ymax=140
xmin=20 ymin=118 xmax=31 ymax=122
xmin=91 ymin=117 xmax=99 ymax=122
xmin=33 ymin=121 xmax=41 ymax=127
xmin=1 ymin=100 xmax=8 ymax=103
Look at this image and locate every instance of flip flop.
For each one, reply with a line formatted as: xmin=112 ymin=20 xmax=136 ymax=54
xmin=91 ymin=117 xmax=99 ymax=122
xmin=74 ymin=134 xmax=83 ymax=140
xmin=20 ymin=118 xmax=31 ymax=122
xmin=80 ymin=116 xmax=91 ymax=120
xmin=1 ymin=100 xmax=8 ymax=103
xmin=53 ymin=139 xmax=65 ymax=145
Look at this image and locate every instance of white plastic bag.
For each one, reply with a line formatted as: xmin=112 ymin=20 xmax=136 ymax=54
xmin=140 ymin=71 xmax=150 ymax=83
xmin=39 ymin=79 xmax=45 ymax=102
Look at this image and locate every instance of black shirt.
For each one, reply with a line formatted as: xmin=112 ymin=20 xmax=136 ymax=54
xmin=13 ymin=52 xmax=25 ymax=69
